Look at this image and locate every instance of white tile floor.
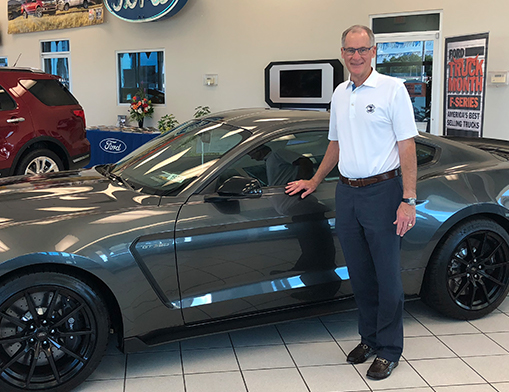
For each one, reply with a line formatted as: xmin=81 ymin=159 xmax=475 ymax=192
xmin=75 ymin=296 xmax=509 ymax=392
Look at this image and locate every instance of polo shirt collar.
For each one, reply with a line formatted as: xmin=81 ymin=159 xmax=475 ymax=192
xmin=346 ymin=68 xmax=379 ymax=89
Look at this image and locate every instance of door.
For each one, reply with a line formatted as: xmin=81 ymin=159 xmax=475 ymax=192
xmin=174 ymin=129 xmax=351 ymax=324
xmin=0 ymin=84 xmax=29 ymax=174
xmin=374 ymin=32 xmax=442 ymax=135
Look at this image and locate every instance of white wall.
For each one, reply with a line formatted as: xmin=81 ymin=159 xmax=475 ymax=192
xmin=1 ymin=1 xmax=508 ymax=138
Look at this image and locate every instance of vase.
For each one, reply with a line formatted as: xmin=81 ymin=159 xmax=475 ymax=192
xmin=138 ymin=119 xmax=144 ymax=128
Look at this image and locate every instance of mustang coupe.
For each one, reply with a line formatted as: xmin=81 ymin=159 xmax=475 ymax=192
xmin=0 ymin=108 xmax=508 ymax=391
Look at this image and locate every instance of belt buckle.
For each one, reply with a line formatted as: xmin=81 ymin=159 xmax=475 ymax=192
xmin=348 ymin=178 xmax=359 ymax=188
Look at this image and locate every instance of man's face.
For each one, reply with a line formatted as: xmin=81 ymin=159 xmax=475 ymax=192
xmin=341 ymin=30 xmax=376 ymax=83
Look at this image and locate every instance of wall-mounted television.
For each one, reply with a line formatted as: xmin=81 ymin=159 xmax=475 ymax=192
xmin=265 ymin=59 xmax=343 ymax=110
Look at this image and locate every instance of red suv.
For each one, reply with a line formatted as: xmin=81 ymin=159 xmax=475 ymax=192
xmin=0 ymin=68 xmax=90 ymax=177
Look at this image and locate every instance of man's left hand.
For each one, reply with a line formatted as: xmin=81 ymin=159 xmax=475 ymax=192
xmin=393 ymin=202 xmax=416 ymax=237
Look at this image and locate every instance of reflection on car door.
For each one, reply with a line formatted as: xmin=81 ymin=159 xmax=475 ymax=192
xmin=0 ymin=85 xmax=30 ymax=175
xmin=174 ymin=130 xmax=352 ymax=324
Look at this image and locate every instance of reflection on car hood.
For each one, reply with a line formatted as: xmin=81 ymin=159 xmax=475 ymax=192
xmin=0 ymin=168 xmax=160 ymax=227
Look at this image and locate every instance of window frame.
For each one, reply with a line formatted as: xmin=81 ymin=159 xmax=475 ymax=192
xmin=116 ymin=49 xmax=166 ymax=106
xmin=40 ymin=39 xmax=72 ymax=91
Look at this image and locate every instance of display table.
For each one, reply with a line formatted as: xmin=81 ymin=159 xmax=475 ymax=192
xmin=86 ymin=126 xmax=161 ymax=167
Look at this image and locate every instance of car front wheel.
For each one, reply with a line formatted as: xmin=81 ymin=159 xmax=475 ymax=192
xmin=0 ymin=272 xmax=109 ymax=392
xmin=35 ymin=7 xmax=42 ymax=17
xmin=15 ymin=149 xmax=64 ymax=176
xmin=423 ymin=218 xmax=509 ymax=319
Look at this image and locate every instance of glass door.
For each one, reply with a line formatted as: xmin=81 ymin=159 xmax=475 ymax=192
xmin=374 ymin=32 xmax=441 ymax=135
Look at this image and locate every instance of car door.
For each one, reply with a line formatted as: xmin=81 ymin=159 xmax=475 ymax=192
xmin=0 ymin=84 xmax=31 ymax=175
xmin=174 ymin=129 xmax=352 ymax=324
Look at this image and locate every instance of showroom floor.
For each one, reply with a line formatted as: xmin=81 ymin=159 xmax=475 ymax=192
xmin=75 ymin=296 xmax=509 ymax=392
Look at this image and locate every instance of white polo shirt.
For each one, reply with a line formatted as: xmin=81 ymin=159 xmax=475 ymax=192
xmin=329 ymin=69 xmax=418 ymax=179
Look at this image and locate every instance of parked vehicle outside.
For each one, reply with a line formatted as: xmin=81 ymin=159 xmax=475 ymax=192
xmin=21 ymin=0 xmax=57 ymax=18
xmin=0 ymin=108 xmax=509 ymax=391
xmin=0 ymin=67 xmax=90 ymax=177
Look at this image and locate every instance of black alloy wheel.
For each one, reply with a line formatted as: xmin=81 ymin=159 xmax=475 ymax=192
xmin=83 ymin=0 xmax=88 ymax=9
xmin=0 ymin=272 xmax=109 ymax=392
xmin=423 ymin=219 xmax=509 ymax=319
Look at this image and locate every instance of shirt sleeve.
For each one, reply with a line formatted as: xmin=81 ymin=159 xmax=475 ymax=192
xmin=391 ymin=82 xmax=419 ymax=141
xmin=328 ymin=91 xmax=339 ymax=142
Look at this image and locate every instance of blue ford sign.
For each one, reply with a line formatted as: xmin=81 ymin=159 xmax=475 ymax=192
xmin=105 ymin=0 xmax=188 ymax=22
xmin=99 ymin=138 xmax=128 ymax=154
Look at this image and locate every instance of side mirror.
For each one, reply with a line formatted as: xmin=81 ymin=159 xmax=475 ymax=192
xmin=218 ymin=176 xmax=262 ymax=198
xmin=205 ymin=176 xmax=262 ymax=202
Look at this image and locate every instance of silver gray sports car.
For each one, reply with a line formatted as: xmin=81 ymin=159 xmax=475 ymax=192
xmin=0 ymin=108 xmax=508 ymax=391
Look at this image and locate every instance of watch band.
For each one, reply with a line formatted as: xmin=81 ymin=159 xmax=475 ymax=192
xmin=402 ymin=197 xmax=417 ymax=206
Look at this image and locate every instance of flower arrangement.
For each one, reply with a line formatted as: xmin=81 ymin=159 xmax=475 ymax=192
xmin=128 ymin=91 xmax=154 ymax=126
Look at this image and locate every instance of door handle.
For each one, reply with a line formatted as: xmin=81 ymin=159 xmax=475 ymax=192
xmin=6 ymin=117 xmax=25 ymax=123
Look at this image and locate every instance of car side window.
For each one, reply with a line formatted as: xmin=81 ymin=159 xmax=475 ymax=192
xmin=416 ymin=142 xmax=436 ymax=166
xmin=217 ymin=130 xmax=338 ymax=188
xmin=0 ymin=85 xmax=16 ymax=111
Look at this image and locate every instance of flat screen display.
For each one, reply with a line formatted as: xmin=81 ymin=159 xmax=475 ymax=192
xmin=280 ymin=69 xmax=322 ymax=98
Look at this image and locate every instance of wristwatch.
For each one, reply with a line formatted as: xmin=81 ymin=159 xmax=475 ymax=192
xmin=402 ymin=197 xmax=417 ymax=206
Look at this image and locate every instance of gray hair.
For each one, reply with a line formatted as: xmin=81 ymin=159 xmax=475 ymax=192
xmin=341 ymin=25 xmax=375 ymax=47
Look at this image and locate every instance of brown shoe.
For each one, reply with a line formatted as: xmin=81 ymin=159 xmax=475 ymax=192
xmin=366 ymin=357 xmax=398 ymax=380
xmin=346 ymin=343 xmax=376 ymax=364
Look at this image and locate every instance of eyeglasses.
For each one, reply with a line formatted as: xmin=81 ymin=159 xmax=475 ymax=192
xmin=342 ymin=46 xmax=373 ymax=56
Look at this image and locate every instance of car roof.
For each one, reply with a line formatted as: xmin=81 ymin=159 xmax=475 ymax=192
xmin=200 ymin=108 xmax=330 ymax=133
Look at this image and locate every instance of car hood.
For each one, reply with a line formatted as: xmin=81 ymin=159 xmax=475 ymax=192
xmin=0 ymin=168 xmax=175 ymax=263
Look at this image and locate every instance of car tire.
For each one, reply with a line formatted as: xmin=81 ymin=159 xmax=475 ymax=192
xmin=15 ymin=149 xmax=64 ymax=176
xmin=23 ymin=10 xmax=28 ymax=18
xmin=0 ymin=271 xmax=109 ymax=392
xmin=64 ymin=3 xmax=69 ymax=11
xmin=422 ymin=218 xmax=509 ymax=319
xmin=83 ymin=0 xmax=89 ymax=9
xmin=35 ymin=7 xmax=42 ymax=17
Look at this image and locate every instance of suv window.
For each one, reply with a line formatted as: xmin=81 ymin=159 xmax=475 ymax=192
xmin=19 ymin=79 xmax=78 ymax=106
xmin=0 ymin=86 xmax=16 ymax=111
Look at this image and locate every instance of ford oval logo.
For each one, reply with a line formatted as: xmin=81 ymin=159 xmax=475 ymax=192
xmin=104 ymin=0 xmax=188 ymax=23
xmin=99 ymin=138 xmax=128 ymax=154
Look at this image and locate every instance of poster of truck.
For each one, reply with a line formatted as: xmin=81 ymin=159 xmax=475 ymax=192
xmin=8 ymin=0 xmax=104 ymax=34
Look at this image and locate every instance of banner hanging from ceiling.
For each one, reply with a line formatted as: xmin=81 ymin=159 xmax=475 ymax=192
xmin=8 ymin=0 xmax=104 ymax=34
xmin=444 ymin=32 xmax=489 ymax=137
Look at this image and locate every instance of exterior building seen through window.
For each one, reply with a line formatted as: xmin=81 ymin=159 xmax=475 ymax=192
xmin=117 ymin=51 xmax=165 ymax=104
xmin=41 ymin=40 xmax=71 ymax=90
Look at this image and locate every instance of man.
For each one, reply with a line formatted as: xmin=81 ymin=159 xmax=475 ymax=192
xmin=286 ymin=25 xmax=418 ymax=380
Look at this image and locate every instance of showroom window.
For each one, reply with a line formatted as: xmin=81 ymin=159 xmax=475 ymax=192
xmin=371 ymin=11 xmax=442 ymax=135
xmin=117 ymin=50 xmax=165 ymax=104
xmin=41 ymin=40 xmax=71 ymax=90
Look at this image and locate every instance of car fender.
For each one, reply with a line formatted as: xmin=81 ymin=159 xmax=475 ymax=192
xmin=9 ymin=135 xmax=71 ymax=175
xmin=410 ymin=202 xmax=509 ymax=293
xmin=0 ymin=250 xmax=184 ymax=344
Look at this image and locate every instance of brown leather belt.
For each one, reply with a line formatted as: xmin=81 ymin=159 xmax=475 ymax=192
xmin=339 ymin=167 xmax=401 ymax=188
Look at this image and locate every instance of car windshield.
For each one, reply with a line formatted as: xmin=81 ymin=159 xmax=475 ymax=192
xmin=109 ymin=120 xmax=251 ymax=196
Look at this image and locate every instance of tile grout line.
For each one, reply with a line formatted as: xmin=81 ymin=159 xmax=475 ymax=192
xmin=227 ymin=332 xmax=250 ymax=392
xmin=275 ymin=323 xmax=313 ymax=392
xmin=318 ymin=315 xmax=374 ymax=392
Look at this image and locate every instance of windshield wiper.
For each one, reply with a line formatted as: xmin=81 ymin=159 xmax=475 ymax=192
xmin=103 ymin=170 xmax=135 ymax=191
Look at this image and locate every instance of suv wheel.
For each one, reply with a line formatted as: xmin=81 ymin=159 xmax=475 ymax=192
xmin=15 ymin=149 xmax=64 ymax=176
xmin=35 ymin=7 xmax=42 ymax=17
xmin=23 ymin=10 xmax=28 ymax=18
xmin=83 ymin=0 xmax=89 ymax=9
